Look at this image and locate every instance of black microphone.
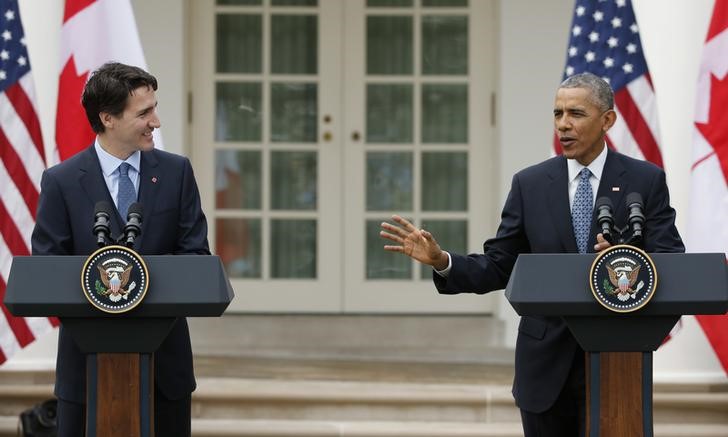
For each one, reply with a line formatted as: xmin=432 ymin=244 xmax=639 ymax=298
xmin=626 ymin=192 xmax=645 ymax=247
xmin=93 ymin=201 xmax=113 ymax=247
xmin=595 ymin=196 xmax=614 ymax=244
xmin=122 ymin=203 xmax=143 ymax=248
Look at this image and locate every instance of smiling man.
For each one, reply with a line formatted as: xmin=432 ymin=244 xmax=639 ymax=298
xmin=32 ymin=62 xmax=209 ymax=437
xmin=380 ymin=72 xmax=684 ymax=437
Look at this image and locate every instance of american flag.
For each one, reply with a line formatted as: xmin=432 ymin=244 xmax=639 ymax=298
xmin=557 ymin=0 xmax=662 ymax=167
xmin=558 ymin=0 xmax=684 ymax=342
xmin=0 ymin=0 xmax=58 ymax=365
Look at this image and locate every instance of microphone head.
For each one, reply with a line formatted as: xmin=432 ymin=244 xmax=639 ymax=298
xmin=94 ymin=201 xmax=113 ymax=217
xmin=127 ymin=202 xmax=143 ymax=218
xmin=626 ymin=192 xmax=643 ymax=208
xmin=596 ymin=196 xmax=613 ymax=210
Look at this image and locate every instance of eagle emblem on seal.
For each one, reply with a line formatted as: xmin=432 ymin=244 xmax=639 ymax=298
xmin=605 ymin=263 xmax=644 ymax=301
xmin=590 ymin=245 xmax=657 ymax=313
xmin=96 ymin=264 xmax=136 ymax=302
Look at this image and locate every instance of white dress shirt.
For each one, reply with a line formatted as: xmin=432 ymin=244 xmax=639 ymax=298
xmin=94 ymin=140 xmax=141 ymax=211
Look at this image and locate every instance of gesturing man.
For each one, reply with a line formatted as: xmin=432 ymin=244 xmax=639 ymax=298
xmin=381 ymin=72 xmax=684 ymax=437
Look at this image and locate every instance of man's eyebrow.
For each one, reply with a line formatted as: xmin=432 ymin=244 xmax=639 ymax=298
xmin=137 ymin=102 xmax=158 ymax=115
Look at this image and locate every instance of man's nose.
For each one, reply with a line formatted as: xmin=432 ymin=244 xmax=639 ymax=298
xmin=149 ymin=112 xmax=161 ymax=129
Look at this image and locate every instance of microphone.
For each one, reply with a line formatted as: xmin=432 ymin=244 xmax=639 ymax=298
xmin=122 ymin=202 xmax=143 ymax=248
xmin=626 ymin=192 xmax=645 ymax=247
xmin=93 ymin=201 xmax=113 ymax=247
xmin=595 ymin=196 xmax=614 ymax=244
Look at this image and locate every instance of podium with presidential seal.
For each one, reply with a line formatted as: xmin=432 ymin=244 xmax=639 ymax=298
xmin=4 ymin=202 xmax=234 ymax=437
xmin=505 ymin=247 xmax=728 ymax=437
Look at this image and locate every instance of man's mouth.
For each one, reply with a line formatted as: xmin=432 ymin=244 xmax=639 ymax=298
xmin=560 ymin=137 xmax=576 ymax=147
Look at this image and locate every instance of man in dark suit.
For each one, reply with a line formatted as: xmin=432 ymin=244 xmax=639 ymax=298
xmin=380 ymin=72 xmax=684 ymax=437
xmin=31 ymin=62 xmax=209 ymax=437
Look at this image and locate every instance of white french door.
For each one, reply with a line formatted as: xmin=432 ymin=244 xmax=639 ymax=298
xmin=190 ymin=0 xmax=497 ymax=313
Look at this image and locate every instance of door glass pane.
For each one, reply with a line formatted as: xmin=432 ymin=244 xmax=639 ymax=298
xmin=366 ymin=84 xmax=413 ymax=143
xmin=273 ymin=0 xmax=317 ymax=5
xmin=419 ymin=220 xmax=466 ymax=278
xmin=271 ymin=83 xmax=318 ymax=142
xmin=271 ymin=219 xmax=317 ymax=278
xmin=366 ymin=219 xmax=411 ymax=279
xmin=367 ymin=151 xmax=413 ymax=211
xmin=216 ymin=14 xmax=262 ymax=74
xmin=367 ymin=16 xmax=413 ymax=75
xmin=421 ymin=152 xmax=467 ymax=211
xmin=422 ymin=0 xmax=467 ymax=6
xmin=271 ymin=151 xmax=317 ymax=210
xmin=271 ymin=15 xmax=318 ymax=74
xmin=422 ymin=16 xmax=467 ymax=75
xmin=216 ymin=82 xmax=262 ymax=142
xmin=422 ymin=84 xmax=467 ymax=143
xmin=217 ymin=218 xmax=261 ymax=278
xmin=216 ymin=150 xmax=261 ymax=209
xmin=368 ymin=0 xmax=412 ymax=6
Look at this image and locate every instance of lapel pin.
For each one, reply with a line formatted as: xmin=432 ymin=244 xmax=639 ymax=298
xmin=152 ymin=177 xmax=158 ymax=183
xmin=612 ymin=187 xmax=620 ymax=192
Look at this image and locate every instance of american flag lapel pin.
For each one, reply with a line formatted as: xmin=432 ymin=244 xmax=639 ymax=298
xmin=612 ymin=186 xmax=620 ymax=192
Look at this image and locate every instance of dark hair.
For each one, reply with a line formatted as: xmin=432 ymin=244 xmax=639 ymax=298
xmin=559 ymin=72 xmax=614 ymax=112
xmin=81 ymin=62 xmax=158 ymax=134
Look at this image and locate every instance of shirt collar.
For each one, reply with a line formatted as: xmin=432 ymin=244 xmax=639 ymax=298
xmin=94 ymin=139 xmax=141 ymax=176
xmin=567 ymin=143 xmax=608 ymax=183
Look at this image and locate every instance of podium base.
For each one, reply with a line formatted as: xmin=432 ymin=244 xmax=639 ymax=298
xmin=586 ymin=351 xmax=653 ymax=437
xmin=87 ymin=353 xmax=154 ymax=437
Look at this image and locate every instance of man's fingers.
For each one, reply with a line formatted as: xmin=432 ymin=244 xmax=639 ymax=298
xmin=383 ymin=244 xmax=404 ymax=253
xmin=380 ymin=221 xmax=405 ymax=236
xmin=379 ymin=230 xmax=401 ymax=243
xmin=594 ymin=233 xmax=612 ymax=252
xmin=391 ymin=214 xmax=417 ymax=232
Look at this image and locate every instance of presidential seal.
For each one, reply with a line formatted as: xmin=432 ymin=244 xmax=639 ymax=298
xmin=81 ymin=245 xmax=149 ymax=314
xmin=589 ymin=244 xmax=657 ymax=313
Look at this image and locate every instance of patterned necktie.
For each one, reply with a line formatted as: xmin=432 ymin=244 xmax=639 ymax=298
xmin=572 ymin=168 xmax=593 ymax=254
xmin=117 ymin=162 xmax=136 ymax=220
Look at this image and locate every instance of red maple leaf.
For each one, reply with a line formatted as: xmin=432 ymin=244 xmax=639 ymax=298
xmin=695 ymin=73 xmax=728 ymax=185
xmin=56 ymin=57 xmax=95 ymax=161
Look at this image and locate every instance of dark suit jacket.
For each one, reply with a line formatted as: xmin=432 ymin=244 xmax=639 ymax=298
xmin=31 ymin=145 xmax=210 ymax=403
xmin=434 ymin=149 xmax=684 ymax=413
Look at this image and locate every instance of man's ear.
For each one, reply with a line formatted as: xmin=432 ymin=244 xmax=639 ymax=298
xmin=602 ymin=109 xmax=617 ymax=132
xmin=99 ymin=112 xmax=113 ymax=129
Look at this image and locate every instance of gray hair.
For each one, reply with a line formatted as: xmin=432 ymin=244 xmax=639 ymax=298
xmin=559 ymin=72 xmax=614 ymax=112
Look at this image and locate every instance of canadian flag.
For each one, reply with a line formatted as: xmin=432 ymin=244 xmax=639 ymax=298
xmin=691 ymin=0 xmax=728 ymax=374
xmin=55 ymin=0 xmax=162 ymax=162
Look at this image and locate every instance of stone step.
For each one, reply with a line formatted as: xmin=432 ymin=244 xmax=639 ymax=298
xmin=1 ymin=416 xmax=727 ymax=437
xmin=192 ymin=378 xmax=518 ymax=423
xmin=0 ymin=377 xmax=726 ymax=426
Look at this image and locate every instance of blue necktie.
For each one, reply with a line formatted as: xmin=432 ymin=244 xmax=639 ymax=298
xmin=117 ymin=162 xmax=136 ymax=220
xmin=572 ymin=168 xmax=593 ymax=254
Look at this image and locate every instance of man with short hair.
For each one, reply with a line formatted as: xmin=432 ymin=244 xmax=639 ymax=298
xmin=381 ymin=72 xmax=684 ymax=436
xmin=32 ymin=62 xmax=208 ymax=437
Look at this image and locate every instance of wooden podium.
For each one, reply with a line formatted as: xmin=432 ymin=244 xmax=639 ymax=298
xmin=505 ymin=252 xmax=728 ymax=437
xmin=5 ymin=254 xmax=234 ymax=437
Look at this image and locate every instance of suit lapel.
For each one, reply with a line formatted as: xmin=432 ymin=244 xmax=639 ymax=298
xmin=591 ymin=150 xmax=628 ymax=249
xmin=547 ymin=157 xmax=579 ymax=253
xmin=136 ymin=150 xmax=161 ymax=252
xmin=78 ymin=146 xmax=125 ymax=240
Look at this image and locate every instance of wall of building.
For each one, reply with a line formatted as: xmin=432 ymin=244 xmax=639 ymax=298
xmin=8 ymin=0 xmax=724 ymax=381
